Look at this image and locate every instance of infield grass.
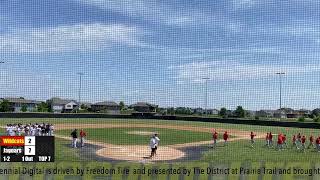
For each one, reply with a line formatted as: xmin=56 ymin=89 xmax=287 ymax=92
xmin=56 ymin=127 xmax=213 ymax=145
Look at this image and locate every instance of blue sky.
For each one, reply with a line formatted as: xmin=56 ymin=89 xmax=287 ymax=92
xmin=0 ymin=0 xmax=320 ymax=110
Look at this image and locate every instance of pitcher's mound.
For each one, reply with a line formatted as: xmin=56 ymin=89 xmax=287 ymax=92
xmin=96 ymin=145 xmax=185 ymax=162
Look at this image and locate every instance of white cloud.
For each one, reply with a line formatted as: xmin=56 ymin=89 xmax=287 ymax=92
xmin=238 ymin=22 xmax=320 ymax=44
xmin=164 ymin=16 xmax=195 ymax=26
xmin=291 ymin=0 xmax=320 ymax=3
xmin=76 ymin=0 xmax=147 ymax=16
xmin=76 ymin=0 xmax=169 ymax=23
xmin=75 ymin=0 xmax=211 ymax=27
xmin=0 ymin=23 xmax=143 ymax=53
xmin=282 ymin=25 xmax=320 ymax=44
xmin=286 ymin=25 xmax=320 ymax=40
xmin=170 ymin=61 xmax=320 ymax=84
xmin=232 ymin=0 xmax=257 ymax=9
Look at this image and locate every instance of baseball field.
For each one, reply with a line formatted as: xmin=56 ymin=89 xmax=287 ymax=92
xmin=1 ymin=118 xmax=320 ymax=180
xmin=0 ymin=118 xmax=319 ymax=163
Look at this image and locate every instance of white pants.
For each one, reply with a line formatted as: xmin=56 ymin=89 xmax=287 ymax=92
xmin=72 ymin=138 xmax=77 ymax=148
xmin=213 ymin=139 xmax=217 ymax=145
xmin=49 ymin=130 xmax=54 ymax=136
xmin=10 ymin=132 xmax=15 ymax=136
xmin=251 ymin=139 xmax=255 ymax=145
xmin=80 ymin=137 xmax=85 ymax=147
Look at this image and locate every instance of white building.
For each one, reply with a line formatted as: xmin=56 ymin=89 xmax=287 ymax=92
xmin=49 ymin=97 xmax=79 ymax=113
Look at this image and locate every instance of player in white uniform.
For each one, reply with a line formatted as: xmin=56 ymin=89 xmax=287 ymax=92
xmin=31 ymin=126 xmax=37 ymax=136
xmin=25 ymin=126 xmax=30 ymax=136
xmin=154 ymin=134 xmax=160 ymax=156
xmin=8 ymin=125 xmax=15 ymax=136
xmin=11 ymin=125 xmax=16 ymax=136
xmin=16 ymin=125 xmax=22 ymax=136
xmin=37 ymin=126 xmax=42 ymax=136
xmin=6 ymin=124 xmax=10 ymax=135
xmin=49 ymin=124 xmax=54 ymax=136
xmin=149 ymin=136 xmax=157 ymax=158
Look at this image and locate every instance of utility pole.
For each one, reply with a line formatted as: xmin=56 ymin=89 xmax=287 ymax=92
xmin=202 ymin=77 xmax=210 ymax=116
xmin=276 ymin=72 xmax=285 ymax=110
xmin=77 ymin=72 xmax=84 ymax=112
xmin=276 ymin=72 xmax=285 ymax=119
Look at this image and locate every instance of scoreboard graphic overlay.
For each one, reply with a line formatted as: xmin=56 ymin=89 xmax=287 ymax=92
xmin=0 ymin=136 xmax=54 ymax=162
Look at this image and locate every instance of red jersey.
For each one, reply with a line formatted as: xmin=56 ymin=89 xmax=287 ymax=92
xmin=80 ymin=130 xmax=87 ymax=137
xmin=213 ymin=132 xmax=218 ymax=140
xmin=316 ymin=138 xmax=320 ymax=145
xmin=310 ymin=136 xmax=314 ymax=142
xmin=277 ymin=137 xmax=283 ymax=144
xmin=282 ymin=136 xmax=286 ymax=142
xmin=266 ymin=133 xmax=269 ymax=140
xmin=292 ymin=135 xmax=296 ymax=142
xmin=250 ymin=132 xmax=256 ymax=140
xmin=301 ymin=136 xmax=306 ymax=144
xmin=223 ymin=133 xmax=229 ymax=140
xmin=269 ymin=133 xmax=273 ymax=140
xmin=298 ymin=134 xmax=301 ymax=139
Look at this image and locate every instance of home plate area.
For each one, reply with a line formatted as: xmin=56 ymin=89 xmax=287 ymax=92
xmin=96 ymin=145 xmax=186 ymax=162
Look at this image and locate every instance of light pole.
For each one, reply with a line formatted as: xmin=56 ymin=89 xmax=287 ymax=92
xmin=276 ymin=72 xmax=285 ymax=111
xmin=202 ymin=77 xmax=210 ymax=116
xmin=77 ymin=72 xmax=84 ymax=112
xmin=0 ymin=61 xmax=5 ymax=98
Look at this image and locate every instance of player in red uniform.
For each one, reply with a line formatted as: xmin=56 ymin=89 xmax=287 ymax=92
xmin=223 ymin=131 xmax=229 ymax=146
xmin=265 ymin=133 xmax=270 ymax=147
xmin=296 ymin=133 xmax=302 ymax=149
xmin=277 ymin=133 xmax=283 ymax=151
xmin=308 ymin=135 xmax=315 ymax=149
xmin=316 ymin=137 xmax=320 ymax=152
xmin=301 ymin=135 xmax=306 ymax=152
xmin=250 ymin=132 xmax=256 ymax=148
xmin=212 ymin=130 xmax=218 ymax=149
xmin=282 ymin=134 xmax=287 ymax=149
xmin=292 ymin=135 xmax=296 ymax=148
xmin=80 ymin=129 xmax=87 ymax=148
xmin=268 ymin=132 xmax=273 ymax=148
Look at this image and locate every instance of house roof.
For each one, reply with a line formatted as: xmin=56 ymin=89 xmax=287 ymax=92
xmin=2 ymin=97 xmax=42 ymax=104
xmin=81 ymin=102 xmax=92 ymax=107
xmin=92 ymin=101 xmax=119 ymax=106
xmin=131 ymin=102 xmax=156 ymax=108
xmin=298 ymin=109 xmax=311 ymax=113
xmin=258 ymin=110 xmax=277 ymax=114
xmin=50 ymin=97 xmax=78 ymax=105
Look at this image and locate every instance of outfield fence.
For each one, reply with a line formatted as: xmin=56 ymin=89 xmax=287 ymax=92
xmin=0 ymin=113 xmax=319 ymax=129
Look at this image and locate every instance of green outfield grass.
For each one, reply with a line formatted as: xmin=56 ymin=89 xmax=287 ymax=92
xmin=0 ymin=118 xmax=319 ymax=179
xmin=202 ymin=139 xmax=320 ymax=163
xmin=0 ymin=118 xmax=319 ymax=163
xmin=198 ymin=120 xmax=320 ymax=163
xmin=56 ymin=127 xmax=213 ymax=145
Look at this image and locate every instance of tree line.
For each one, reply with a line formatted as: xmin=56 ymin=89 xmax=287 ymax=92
xmin=0 ymin=100 xmax=51 ymax=113
xmin=161 ymin=106 xmax=248 ymax=118
xmin=1 ymin=98 xmax=320 ymax=122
